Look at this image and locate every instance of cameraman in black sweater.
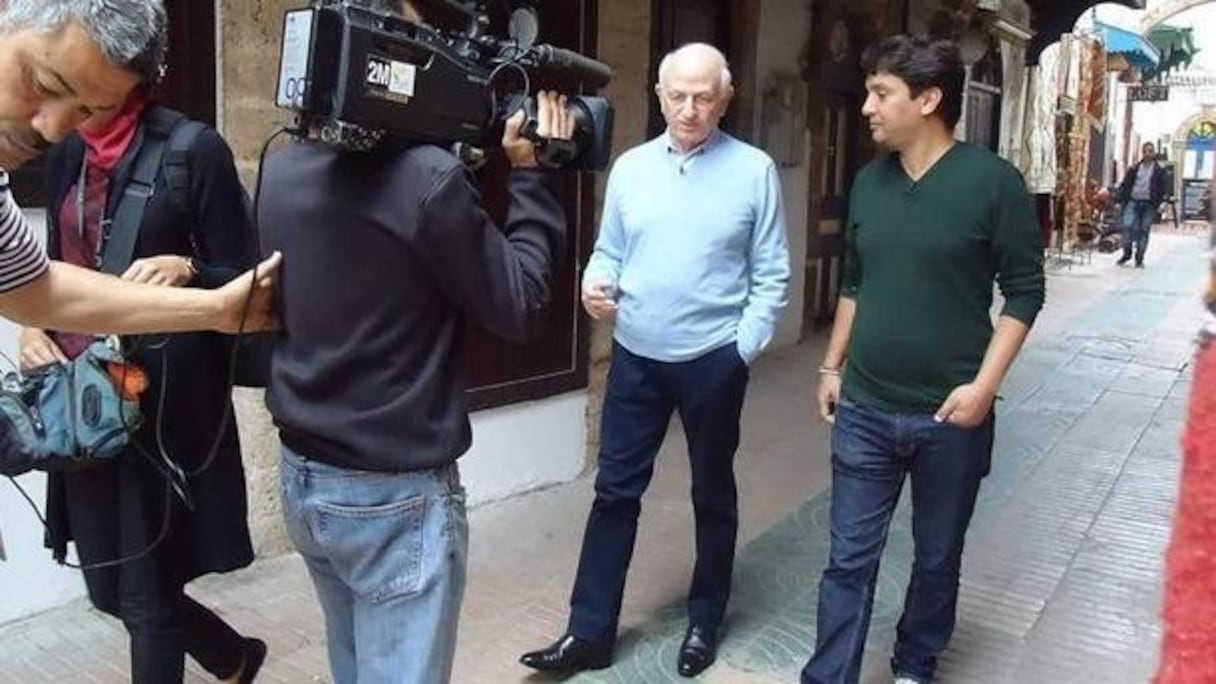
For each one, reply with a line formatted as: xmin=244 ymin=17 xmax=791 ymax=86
xmin=258 ymin=2 xmax=573 ymax=676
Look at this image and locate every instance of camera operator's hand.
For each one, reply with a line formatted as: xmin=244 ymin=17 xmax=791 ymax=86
xmin=503 ymin=90 xmax=573 ymax=169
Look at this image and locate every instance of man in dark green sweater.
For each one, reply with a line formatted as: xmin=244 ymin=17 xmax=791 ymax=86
xmin=801 ymin=36 xmax=1044 ymax=684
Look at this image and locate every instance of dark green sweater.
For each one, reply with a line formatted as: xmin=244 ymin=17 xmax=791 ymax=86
xmin=841 ymin=143 xmax=1045 ymax=414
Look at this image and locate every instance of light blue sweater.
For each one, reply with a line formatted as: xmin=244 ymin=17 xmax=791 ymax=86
xmin=584 ymin=130 xmax=790 ymax=364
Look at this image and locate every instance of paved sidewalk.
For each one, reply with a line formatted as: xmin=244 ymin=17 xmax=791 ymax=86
xmin=0 ymin=233 xmax=1204 ymax=683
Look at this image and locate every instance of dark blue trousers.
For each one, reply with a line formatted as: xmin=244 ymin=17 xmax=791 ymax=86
xmin=802 ymin=398 xmax=994 ymax=684
xmin=568 ymin=341 xmax=750 ymax=643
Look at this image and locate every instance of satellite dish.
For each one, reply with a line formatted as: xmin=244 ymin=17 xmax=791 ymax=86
xmin=509 ymin=7 xmax=539 ymax=50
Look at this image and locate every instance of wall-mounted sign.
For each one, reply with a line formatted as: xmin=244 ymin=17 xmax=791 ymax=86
xmin=1129 ymin=84 xmax=1169 ymax=102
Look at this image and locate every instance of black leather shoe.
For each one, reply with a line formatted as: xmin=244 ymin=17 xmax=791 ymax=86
xmin=237 ymin=637 xmax=267 ymax=684
xmin=520 ymin=633 xmax=612 ymax=672
xmin=677 ymin=625 xmax=718 ymax=677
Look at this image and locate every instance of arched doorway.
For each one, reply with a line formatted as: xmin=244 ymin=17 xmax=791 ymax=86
xmin=1174 ymin=112 xmax=1216 ymax=221
xmin=1140 ymin=0 xmax=1215 ymax=31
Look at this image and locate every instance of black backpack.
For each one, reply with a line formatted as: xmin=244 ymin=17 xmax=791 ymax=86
xmin=106 ymin=106 xmax=271 ymax=388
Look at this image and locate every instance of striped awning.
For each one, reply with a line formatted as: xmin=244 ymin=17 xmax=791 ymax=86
xmin=1027 ymin=0 xmax=1147 ymax=65
xmin=1093 ymin=21 xmax=1160 ymax=72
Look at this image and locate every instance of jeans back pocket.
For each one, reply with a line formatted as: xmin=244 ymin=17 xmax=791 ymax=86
xmin=316 ymin=494 xmax=427 ymax=604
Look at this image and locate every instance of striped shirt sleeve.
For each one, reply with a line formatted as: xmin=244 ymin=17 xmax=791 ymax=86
xmin=0 ymin=170 xmax=49 ymax=293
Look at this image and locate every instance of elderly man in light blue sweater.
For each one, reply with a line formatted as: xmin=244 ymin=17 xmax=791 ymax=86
xmin=521 ymin=42 xmax=791 ymax=679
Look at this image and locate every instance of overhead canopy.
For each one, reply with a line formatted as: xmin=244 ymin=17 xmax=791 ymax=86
xmin=1027 ymin=0 xmax=1147 ymax=65
xmin=1146 ymin=24 xmax=1200 ymax=79
xmin=1093 ymin=21 xmax=1160 ymax=73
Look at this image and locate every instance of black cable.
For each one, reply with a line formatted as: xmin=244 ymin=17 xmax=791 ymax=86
xmin=5 ymin=473 xmax=173 ymax=571
xmin=187 ymin=125 xmax=291 ymax=478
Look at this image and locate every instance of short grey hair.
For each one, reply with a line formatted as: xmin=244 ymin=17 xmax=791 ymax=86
xmin=658 ymin=43 xmax=733 ymax=91
xmin=0 ymin=0 xmax=168 ymax=84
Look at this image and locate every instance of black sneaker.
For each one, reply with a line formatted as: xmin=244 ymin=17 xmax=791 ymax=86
xmin=1117 ymin=254 xmax=1131 ymax=266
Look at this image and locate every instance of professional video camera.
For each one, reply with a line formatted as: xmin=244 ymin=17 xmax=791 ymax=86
xmin=274 ymin=0 xmax=615 ymax=171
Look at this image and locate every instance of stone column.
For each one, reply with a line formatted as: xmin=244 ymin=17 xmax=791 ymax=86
xmin=582 ymin=0 xmax=653 ymax=464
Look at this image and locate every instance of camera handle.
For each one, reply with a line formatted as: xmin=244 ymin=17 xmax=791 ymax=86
xmin=514 ymin=95 xmax=579 ymax=170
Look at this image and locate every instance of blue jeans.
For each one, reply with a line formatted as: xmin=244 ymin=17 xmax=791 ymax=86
xmin=1121 ymin=200 xmax=1156 ymax=263
xmin=801 ymin=398 xmax=994 ymax=684
xmin=280 ymin=447 xmax=469 ymax=684
xmin=568 ymin=341 xmax=749 ymax=642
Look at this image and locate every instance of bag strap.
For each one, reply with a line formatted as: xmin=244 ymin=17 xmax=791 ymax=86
xmin=98 ymin=108 xmax=205 ymax=276
xmin=99 ymin=109 xmax=176 ymax=275
xmin=163 ymin=118 xmax=206 ymax=222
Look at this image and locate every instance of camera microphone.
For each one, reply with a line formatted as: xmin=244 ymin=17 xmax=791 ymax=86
xmin=533 ymin=45 xmax=614 ymax=90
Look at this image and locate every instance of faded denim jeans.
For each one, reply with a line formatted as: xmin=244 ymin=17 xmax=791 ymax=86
xmin=280 ymin=447 xmax=469 ymax=684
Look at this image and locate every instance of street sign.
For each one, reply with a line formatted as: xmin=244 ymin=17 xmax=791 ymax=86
xmin=1129 ymin=84 xmax=1170 ymax=102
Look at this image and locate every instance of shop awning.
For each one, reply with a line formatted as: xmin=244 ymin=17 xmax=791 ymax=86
xmin=1147 ymin=24 xmax=1199 ymax=78
xmin=1027 ymin=0 xmax=1147 ymax=65
xmin=1094 ymin=21 xmax=1160 ymax=73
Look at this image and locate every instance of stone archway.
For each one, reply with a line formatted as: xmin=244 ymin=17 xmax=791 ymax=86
xmin=1172 ymin=108 xmax=1216 ymax=196
xmin=1140 ymin=0 xmax=1214 ymax=31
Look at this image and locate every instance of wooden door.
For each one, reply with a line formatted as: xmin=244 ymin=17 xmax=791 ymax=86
xmin=461 ymin=0 xmax=598 ymax=409
xmin=648 ymin=0 xmax=734 ymax=137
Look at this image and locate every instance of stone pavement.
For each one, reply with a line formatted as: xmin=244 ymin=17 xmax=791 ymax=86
xmin=0 ymin=232 xmax=1205 ymax=684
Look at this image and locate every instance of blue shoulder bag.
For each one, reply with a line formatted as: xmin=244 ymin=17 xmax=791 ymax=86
xmin=0 ymin=339 xmax=143 ymax=476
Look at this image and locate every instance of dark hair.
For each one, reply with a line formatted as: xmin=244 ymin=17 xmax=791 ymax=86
xmin=861 ymin=34 xmax=965 ymax=130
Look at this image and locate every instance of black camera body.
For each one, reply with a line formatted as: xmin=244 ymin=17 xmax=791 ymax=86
xmin=275 ymin=1 xmax=615 ymax=171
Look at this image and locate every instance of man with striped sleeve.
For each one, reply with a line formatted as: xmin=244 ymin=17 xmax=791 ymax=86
xmin=0 ymin=1 xmax=279 ymax=336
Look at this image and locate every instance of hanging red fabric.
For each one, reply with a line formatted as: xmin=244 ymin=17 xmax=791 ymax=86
xmin=1157 ymin=341 xmax=1216 ymax=683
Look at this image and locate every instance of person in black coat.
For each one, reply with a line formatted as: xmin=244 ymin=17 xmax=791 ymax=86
xmin=18 ymin=84 xmax=266 ymax=683
xmin=1116 ymin=141 xmax=1167 ymax=267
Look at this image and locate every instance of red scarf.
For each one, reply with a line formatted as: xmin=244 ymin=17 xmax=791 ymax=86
xmin=77 ymin=89 xmax=149 ymax=171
